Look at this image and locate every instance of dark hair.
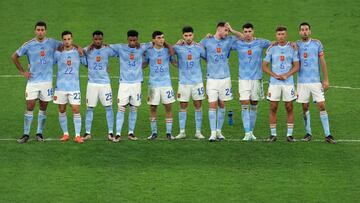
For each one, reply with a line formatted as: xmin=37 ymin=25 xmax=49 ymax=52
xmin=217 ymin=22 xmax=226 ymax=28
xmin=93 ymin=30 xmax=103 ymax=37
xmin=242 ymin=23 xmax=254 ymax=29
xmin=34 ymin=21 xmax=47 ymax=29
xmin=276 ymin=26 xmax=287 ymax=32
xmin=127 ymin=30 xmax=138 ymax=37
xmin=152 ymin=31 xmax=163 ymax=39
xmin=299 ymin=22 xmax=311 ymax=30
xmin=61 ymin=30 xmax=72 ymax=38
xmin=182 ymin=26 xmax=194 ymax=33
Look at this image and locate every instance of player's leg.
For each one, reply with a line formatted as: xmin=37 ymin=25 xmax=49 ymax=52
xmin=147 ymin=87 xmax=161 ymax=140
xmin=115 ymin=83 xmax=129 ymax=142
xmin=249 ymin=79 xmax=263 ymax=139
xmin=216 ymin=100 xmax=226 ymax=140
xmin=297 ymin=83 xmax=312 ymax=141
xmin=193 ymin=100 xmax=204 ymax=139
xmin=99 ymin=84 xmax=114 ymax=140
xmin=71 ymin=104 xmax=83 ymax=143
xmin=84 ymin=83 xmax=98 ymax=140
xmin=239 ymin=80 xmax=251 ymax=140
xmin=19 ymin=99 xmax=36 ymax=143
xmin=267 ymin=84 xmax=281 ymax=142
xmin=36 ymin=83 xmax=53 ymax=141
xmin=207 ymin=79 xmax=219 ymax=142
xmin=161 ymin=87 xmax=175 ymax=140
xmin=317 ymin=101 xmax=335 ymax=143
xmin=176 ymin=102 xmax=188 ymax=139
xmin=285 ymin=101 xmax=295 ymax=142
xmin=58 ymin=104 xmax=69 ymax=141
xmin=217 ymin=78 xmax=233 ymax=140
xmin=249 ymin=100 xmax=258 ymax=139
xmin=115 ymin=105 xmax=126 ymax=141
xmin=176 ymin=84 xmax=190 ymax=139
xmin=127 ymin=83 xmax=141 ymax=141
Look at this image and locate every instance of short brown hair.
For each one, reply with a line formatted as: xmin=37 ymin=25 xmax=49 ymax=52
xmin=276 ymin=26 xmax=287 ymax=32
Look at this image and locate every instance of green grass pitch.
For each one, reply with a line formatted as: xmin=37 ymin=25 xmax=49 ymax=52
xmin=0 ymin=0 xmax=359 ymax=202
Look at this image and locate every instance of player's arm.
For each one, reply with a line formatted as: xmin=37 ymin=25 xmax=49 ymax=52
xmin=319 ymin=54 xmax=329 ymax=90
xmin=11 ymin=52 xmax=30 ymax=79
xmin=226 ymin=23 xmax=244 ymax=39
xmin=279 ymin=61 xmax=300 ymax=80
xmin=262 ymin=61 xmax=280 ymax=80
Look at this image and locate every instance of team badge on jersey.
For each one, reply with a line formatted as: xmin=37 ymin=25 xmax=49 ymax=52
xmin=304 ymin=52 xmax=308 ymax=59
xmin=129 ymin=53 xmax=135 ymax=61
xmin=96 ymin=56 xmax=101 ymax=62
xmin=67 ymin=60 xmax=72 ymax=66
xmin=280 ymin=55 xmax=285 ymax=61
xmin=187 ymin=54 xmax=192 ymax=60
xmin=157 ymin=58 xmax=162 ymax=64
xmin=248 ymin=50 xmax=252 ymax=55
xmin=40 ymin=50 xmax=46 ymax=57
xmin=216 ymin=47 xmax=222 ymax=53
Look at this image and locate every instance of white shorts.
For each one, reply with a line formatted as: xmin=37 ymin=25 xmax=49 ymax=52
xmin=147 ymin=86 xmax=176 ymax=105
xmin=177 ymin=83 xmax=205 ymax=102
xmin=117 ymin=83 xmax=142 ymax=107
xmin=54 ymin=91 xmax=81 ymax=105
xmin=86 ymin=83 xmax=113 ymax=107
xmin=25 ymin=82 xmax=53 ymax=101
xmin=238 ymin=79 xmax=264 ymax=101
xmin=206 ymin=78 xmax=233 ymax=102
xmin=297 ymin=83 xmax=325 ymax=103
xmin=267 ymin=84 xmax=297 ymax=102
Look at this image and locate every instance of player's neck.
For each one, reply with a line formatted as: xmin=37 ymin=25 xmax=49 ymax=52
xmin=245 ymin=37 xmax=254 ymax=42
xmin=302 ymin=37 xmax=311 ymax=42
xmin=36 ymin=37 xmax=45 ymax=42
xmin=154 ymin=44 xmax=164 ymax=49
xmin=214 ymin=33 xmax=222 ymax=40
xmin=186 ymin=41 xmax=194 ymax=46
xmin=65 ymin=45 xmax=73 ymax=51
xmin=278 ymin=41 xmax=287 ymax=46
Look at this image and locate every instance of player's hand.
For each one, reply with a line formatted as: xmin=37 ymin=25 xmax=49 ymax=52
xmin=322 ymin=80 xmax=329 ymax=91
xmin=278 ymin=74 xmax=288 ymax=80
xmin=176 ymin=39 xmax=185 ymax=45
xmin=136 ymin=42 xmax=141 ymax=49
xmin=290 ymin=42 xmax=298 ymax=51
xmin=206 ymin=33 xmax=213 ymax=38
xmin=88 ymin=44 xmax=94 ymax=51
xmin=271 ymin=73 xmax=281 ymax=80
xmin=77 ymin=46 xmax=84 ymax=56
xmin=22 ymin=71 xmax=31 ymax=79
xmin=225 ymin=22 xmax=233 ymax=32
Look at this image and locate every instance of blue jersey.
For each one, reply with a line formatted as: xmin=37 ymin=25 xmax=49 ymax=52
xmin=16 ymin=38 xmax=61 ymax=83
xmin=232 ymin=38 xmax=271 ymax=80
xmin=200 ymin=36 xmax=236 ymax=79
xmin=54 ymin=48 xmax=85 ymax=92
xmin=264 ymin=43 xmax=299 ymax=85
xmin=296 ymin=39 xmax=324 ymax=84
xmin=110 ymin=43 xmax=151 ymax=84
xmin=145 ymin=47 xmax=173 ymax=88
xmin=84 ymin=46 xmax=117 ymax=84
xmin=174 ymin=43 xmax=205 ymax=85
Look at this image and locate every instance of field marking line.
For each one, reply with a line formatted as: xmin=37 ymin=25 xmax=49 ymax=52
xmin=1 ymin=74 xmax=359 ymax=90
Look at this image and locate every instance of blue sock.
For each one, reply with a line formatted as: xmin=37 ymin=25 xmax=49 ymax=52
xmin=59 ymin=112 xmax=68 ymax=135
xmin=37 ymin=110 xmax=46 ymax=134
xmin=85 ymin=107 xmax=94 ymax=134
xmin=270 ymin=124 xmax=277 ymax=136
xmin=166 ymin=118 xmax=173 ymax=134
xmin=241 ymin=105 xmax=250 ymax=133
xmin=303 ymin=111 xmax=312 ymax=135
xmin=128 ymin=106 xmax=137 ymax=134
xmin=209 ymin=109 xmax=217 ymax=132
xmin=287 ymin=123 xmax=294 ymax=137
xmin=216 ymin=107 xmax=225 ymax=131
xmin=24 ymin=111 xmax=33 ymax=135
xmin=320 ymin=111 xmax=331 ymax=136
xmin=73 ymin=113 xmax=82 ymax=136
xmin=150 ymin=117 xmax=157 ymax=134
xmin=195 ymin=109 xmax=202 ymax=132
xmin=105 ymin=106 xmax=114 ymax=134
xmin=179 ymin=109 xmax=187 ymax=132
xmin=249 ymin=105 xmax=257 ymax=131
xmin=116 ymin=107 xmax=125 ymax=136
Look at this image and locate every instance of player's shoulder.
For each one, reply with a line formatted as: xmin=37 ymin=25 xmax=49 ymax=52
xmin=21 ymin=38 xmax=37 ymax=47
xmin=265 ymin=43 xmax=276 ymax=53
xmin=311 ymin=38 xmax=323 ymax=46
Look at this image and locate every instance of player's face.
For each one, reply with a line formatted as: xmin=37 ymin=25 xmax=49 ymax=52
xmin=276 ymin=31 xmax=287 ymax=43
xmin=153 ymin=34 xmax=165 ymax=47
xmin=93 ymin=35 xmax=103 ymax=47
xmin=243 ymin=28 xmax=254 ymax=41
xmin=217 ymin=26 xmax=230 ymax=38
xmin=34 ymin=26 xmax=46 ymax=40
xmin=183 ymin=32 xmax=194 ymax=44
xmin=128 ymin=36 xmax=138 ymax=48
xmin=299 ymin=25 xmax=311 ymax=40
xmin=62 ymin=34 xmax=73 ymax=47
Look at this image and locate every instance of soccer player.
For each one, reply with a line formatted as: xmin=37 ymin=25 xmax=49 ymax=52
xmin=82 ymin=31 xmax=117 ymax=141
xmin=54 ymin=31 xmax=85 ymax=143
xmin=109 ymin=30 xmax=152 ymax=142
xmin=262 ymin=26 xmax=299 ymax=142
xmin=11 ymin=21 xmax=62 ymax=143
xmin=200 ymin=22 xmax=242 ymax=142
xmin=173 ymin=26 xmax=206 ymax=139
xmin=296 ymin=22 xmax=336 ymax=144
xmin=231 ymin=23 xmax=271 ymax=141
xmin=144 ymin=31 xmax=176 ymax=140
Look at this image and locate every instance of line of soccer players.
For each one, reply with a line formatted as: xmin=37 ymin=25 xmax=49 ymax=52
xmin=11 ymin=21 xmax=336 ymax=144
